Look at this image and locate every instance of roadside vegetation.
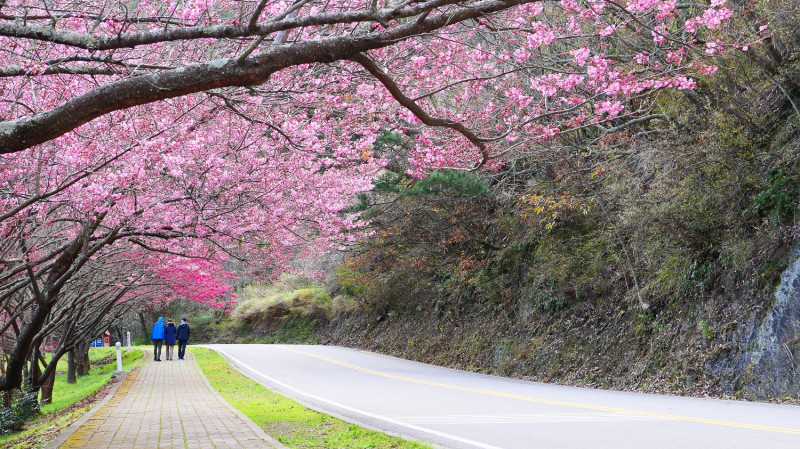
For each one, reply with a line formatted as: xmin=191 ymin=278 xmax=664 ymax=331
xmin=0 ymin=348 xmax=143 ymax=449
xmin=192 ymin=347 xmax=430 ymax=449
xmin=190 ymin=0 xmax=800 ymax=402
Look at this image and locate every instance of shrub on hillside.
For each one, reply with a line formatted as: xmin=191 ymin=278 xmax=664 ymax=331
xmin=232 ymin=280 xmax=333 ymax=328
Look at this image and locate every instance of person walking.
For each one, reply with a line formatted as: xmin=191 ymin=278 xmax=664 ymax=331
xmin=164 ymin=319 xmax=178 ymax=360
xmin=150 ymin=317 xmax=166 ymax=361
xmin=176 ymin=317 xmax=191 ymax=360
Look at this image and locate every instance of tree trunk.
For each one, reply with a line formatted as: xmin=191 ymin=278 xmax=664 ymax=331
xmin=139 ymin=312 xmax=149 ymax=342
xmin=0 ymin=301 xmax=57 ymax=392
xmin=26 ymin=349 xmax=42 ymax=399
xmin=0 ymin=217 xmax=105 ymax=393
xmin=67 ymin=350 xmax=76 ymax=384
xmin=38 ymin=366 xmax=56 ymax=405
xmin=76 ymin=341 xmax=90 ymax=376
xmin=22 ymin=354 xmax=31 ymax=390
xmin=113 ymin=325 xmax=123 ymax=346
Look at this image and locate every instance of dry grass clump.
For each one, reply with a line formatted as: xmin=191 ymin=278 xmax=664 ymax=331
xmin=232 ymin=276 xmax=333 ymax=326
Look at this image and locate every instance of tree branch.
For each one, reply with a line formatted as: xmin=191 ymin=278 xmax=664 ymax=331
xmin=595 ymin=114 xmax=670 ymax=134
xmin=349 ymin=53 xmax=490 ymax=168
xmin=0 ymin=0 xmax=531 ymax=154
xmin=0 ymin=0 xmax=463 ymax=51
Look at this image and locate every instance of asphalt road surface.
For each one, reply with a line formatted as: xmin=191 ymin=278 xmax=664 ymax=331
xmin=205 ymin=344 xmax=800 ymax=449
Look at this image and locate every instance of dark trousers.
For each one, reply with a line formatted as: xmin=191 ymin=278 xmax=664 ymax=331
xmin=177 ymin=340 xmax=188 ymax=359
xmin=153 ymin=339 xmax=163 ymax=360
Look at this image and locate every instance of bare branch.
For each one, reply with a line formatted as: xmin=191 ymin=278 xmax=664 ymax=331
xmin=349 ymin=52 xmax=490 ymax=167
xmin=595 ymin=114 xmax=670 ymax=134
xmin=248 ymin=0 xmax=271 ymax=30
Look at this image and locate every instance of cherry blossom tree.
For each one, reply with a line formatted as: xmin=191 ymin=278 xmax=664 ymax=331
xmin=0 ymin=111 xmax=380 ymax=393
xmin=0 ymin=0 xmax=749 ymax=160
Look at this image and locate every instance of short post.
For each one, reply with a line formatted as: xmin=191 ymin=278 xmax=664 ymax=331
xmin=115 ymin=342 xmax=123 ymax=372
xmin=126 ymin=331 xmax=131 ymax=348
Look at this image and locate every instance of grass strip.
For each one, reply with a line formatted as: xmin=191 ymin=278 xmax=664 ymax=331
xmin=191 ymin=347 xmax=431 ymax=449
xmin=0 ymin=347 xmax=144 ymax=449
xmin=42 ymin=347 xmax=143 ymax=413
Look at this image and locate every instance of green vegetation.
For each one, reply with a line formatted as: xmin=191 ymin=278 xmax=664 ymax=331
xmin=0 ymin=392 xmax=38 ymax=435
xmin=190 ymin=275 xmax=346 ymax=344
xmin=233 ymin=281 xmax=332 ymax=325
xmin=42 ymin=348 xmax=143 ymax=413
xmin=403 ymin=170 xmax=489 ymax=197
xmin=193 ymin=0 xmax=800 ymax=401
xmin=191 ymin=347 xmax=430 ymax=449
xmin=699 ymin=321 xmax=716 ymax=341
xmin=0 ymin=407 xmax=91 ymax=449
xmin=0 ymin=348 xmax=144 ymax=448
xmin=190 ymin=274 xmax=372 ymax=344
xmin=215 ymin=1 xmax=800 ymax=400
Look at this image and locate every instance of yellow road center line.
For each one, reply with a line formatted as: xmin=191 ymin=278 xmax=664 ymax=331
xmin=282 ymin=346 xmax=800 ymax=435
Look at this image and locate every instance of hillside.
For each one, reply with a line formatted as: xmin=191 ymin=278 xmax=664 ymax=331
xmin=208 ymin=2 xmax=800 ymax=401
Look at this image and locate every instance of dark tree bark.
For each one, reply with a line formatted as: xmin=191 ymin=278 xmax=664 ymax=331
xmin=26 ymin=348 xmax=41 ymax=395
xmin=139 ymin=312 xmax=149 ymax=342
xmin=67 ymin=349 xmax=76 ymax=384
xmin=0 ymin=217 xmax=112 ymax=393
xmin=2 ymin=390 xmax=12 ymax=408
xmin=27 ymin=346 xmax=58 ymax=403
xmin=38 ymin=366 xmax=56 ymax=405
xmin=112 ymin=325 xmax=123 ymax=347
xmin=75 ymin=341 xmax=90 ymax=376
xmin=21 ymin=354 xmax=29 ymax=389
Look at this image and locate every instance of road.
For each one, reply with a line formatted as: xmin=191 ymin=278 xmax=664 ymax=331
xmin=205 ymin=344 xmax=800 ymax=449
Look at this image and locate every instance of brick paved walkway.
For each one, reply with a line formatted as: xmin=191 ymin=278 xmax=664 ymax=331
xmin=49 ymin=351 xmax=284 ymax=449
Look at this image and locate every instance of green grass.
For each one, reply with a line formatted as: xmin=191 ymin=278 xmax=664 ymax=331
xmin=41 ymin=347 xmax=143 ymax=413
xmin=0 ymin=347 xmax=144 ymax=449
xmin=44 ymin=346 xmax=115 ymax=372
xmin=191 ymin=347 xmax=431 ymax=449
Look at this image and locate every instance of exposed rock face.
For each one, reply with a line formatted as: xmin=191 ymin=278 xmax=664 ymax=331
xmin=745 ymin=249 xmax=800 ymax=398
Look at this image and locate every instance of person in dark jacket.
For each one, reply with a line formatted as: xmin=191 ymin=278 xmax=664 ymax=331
xmin=176 ymin=317 xmax=191 ymax=360
xmin=164 ymin=319 xmax=178 ymax=361
xmin=150 ymin=317 xmax=165 ymax=361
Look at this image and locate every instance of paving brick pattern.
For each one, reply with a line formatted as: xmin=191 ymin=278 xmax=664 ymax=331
xmin=56 ymin=352 xmax=282 ymax=449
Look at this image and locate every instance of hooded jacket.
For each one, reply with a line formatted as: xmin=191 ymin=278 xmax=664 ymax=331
xmin=150 ymin=317 xmax=166 ymax=340
xmin=164 ymin=321 xmax=177 ymax=345
xmin=176 ymin=322 xmax=191 ymax=341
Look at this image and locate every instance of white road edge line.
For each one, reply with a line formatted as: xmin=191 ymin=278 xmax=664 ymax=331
xmin=209 ymin=346 xmax=506 ymax=449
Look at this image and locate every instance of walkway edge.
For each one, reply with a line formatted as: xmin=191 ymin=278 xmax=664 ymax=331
xmin=44 ymin=369 xmax=133 ymax=449
xmin=193 ymin=349 xmax=289 ymax=449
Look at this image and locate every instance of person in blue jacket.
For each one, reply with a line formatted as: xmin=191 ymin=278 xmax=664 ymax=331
xmin=150 ymin=317 xmax=165 ymax=361
xmin=164 ymin=319 xmax=177 ymax=361
xmin=176 ymin=317 xmax=191 ymax=360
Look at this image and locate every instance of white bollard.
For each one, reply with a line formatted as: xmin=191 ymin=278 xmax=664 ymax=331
xmin=115 ymin=342 xmax=123 ymax=372
xmin=126 ymin=331 xmax=131 ymax=348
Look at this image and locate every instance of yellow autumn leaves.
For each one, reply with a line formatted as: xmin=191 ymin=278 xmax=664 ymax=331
xmin=519 ymin=192 xmax=592 ymax=230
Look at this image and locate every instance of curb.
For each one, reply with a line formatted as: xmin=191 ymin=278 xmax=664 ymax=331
xmin=190 ymin=350 xmax=288 ymax=449
xmin=43 ymin=368 xmax=134 ymax=449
